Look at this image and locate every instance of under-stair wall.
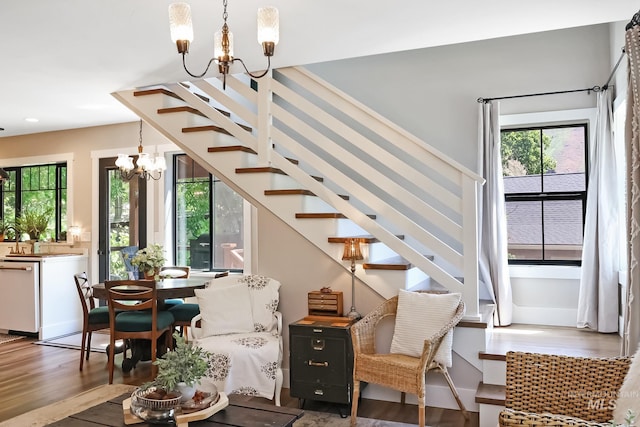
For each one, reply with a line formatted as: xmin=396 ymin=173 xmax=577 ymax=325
xmin=112 ymin=66 xmax=484 ymax=320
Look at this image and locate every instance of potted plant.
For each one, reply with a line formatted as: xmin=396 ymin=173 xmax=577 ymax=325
xmin=153 ymin=332 xmax=212 ymax=401
xmin=15 ymin=206 xmax=52 ymax=241
xmin=130 ymin=244 xmax=166 ymax=279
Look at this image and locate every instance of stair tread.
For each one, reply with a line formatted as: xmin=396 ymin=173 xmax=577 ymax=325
xmin=476 ymin=382 xmax=505 ymax=406
xmin=363 ymin=255 xmax=434 ymax=270
xmin=134 ymin=88 xmax=181 ymax=100
xmin=327 ymin=235 xmax=405 ymax=244
xmin=295 ymin=213 xmax=377 ymax=220
xmin=183 ymin=123 xmax=252 ymax=135
xmin=265 ymin=189 xmax=349 ymax=200
xmin=237 ymin=166 xmax=286 ymax=175
xmin=158 ymin=105 xmax=231 ymax=118
xmin=265 ymin=189 xmax=315 ymax=196
xmin=208 ymin=145 xmax=257 ymax=154
xmin=458 ymin=300 xmax=495 ymax=329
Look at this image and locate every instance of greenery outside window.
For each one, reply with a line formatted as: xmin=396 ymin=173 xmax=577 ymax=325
xmin=1 ymin=163 xmax=67 ymax=241
xmin=502 ymin=124 xmax=587 ymax=265
xmin=173 ymin=154 xmax=244 ymax=272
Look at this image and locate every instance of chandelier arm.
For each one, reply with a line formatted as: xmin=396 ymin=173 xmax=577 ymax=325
xmin=182 ymin=53 xmax=217 ymax=79
xmin=234 ymin=56 xmax=271 ymax=79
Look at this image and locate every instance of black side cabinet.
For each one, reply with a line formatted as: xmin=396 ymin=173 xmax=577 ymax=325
xmin=289 ymin=318 xmax=355 ymax=405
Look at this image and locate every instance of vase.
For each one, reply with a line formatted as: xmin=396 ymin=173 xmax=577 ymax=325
xmin=176 ymin=382 xmax=196 ymax=402
xmin=144 ymin=269 xmax=160 ymax=280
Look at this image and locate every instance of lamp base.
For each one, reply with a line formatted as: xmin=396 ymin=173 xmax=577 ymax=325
xmin=347 ymin=308 xmax=361 ymax=321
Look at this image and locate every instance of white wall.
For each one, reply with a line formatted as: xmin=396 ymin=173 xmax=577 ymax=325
xmin=306 ymin=23 xmax=620 ymax=326
xmin=307 ymin=23 xmax=611 ymax=172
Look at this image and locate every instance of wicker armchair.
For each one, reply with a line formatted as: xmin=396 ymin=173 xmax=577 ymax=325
xmin=499 ymin=351 xmax=631 ymax=426
xmin=350 ymin=294 xmax=468 ymax=427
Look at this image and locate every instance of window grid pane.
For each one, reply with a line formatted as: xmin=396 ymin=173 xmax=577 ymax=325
xmin=502 ymin=124 xmax=587 ymax=265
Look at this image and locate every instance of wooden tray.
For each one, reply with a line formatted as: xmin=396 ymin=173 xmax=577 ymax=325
xmin=123 ymin=392 xmax=229 ymax=426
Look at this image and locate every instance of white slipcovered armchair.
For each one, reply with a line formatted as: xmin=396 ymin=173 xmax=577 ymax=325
xmin=188 ymin=274 xmax=283 ymax=405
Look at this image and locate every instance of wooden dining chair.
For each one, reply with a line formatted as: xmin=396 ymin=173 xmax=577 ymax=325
xmin=105 ymin=279 xmax=175 ymax=384
xmin=159 ymin=266 xmax=191 ymax=309
xmin=73 ymin=272 xmax=111 ymax=371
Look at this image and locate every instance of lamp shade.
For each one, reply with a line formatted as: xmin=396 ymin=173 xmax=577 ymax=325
xmin=257 ymin=7 xmax=279 ymax=45
xmin=169 ymin=2 xmax=194 ymax=43
xmin=0 ymin=168 xmax=9 ymax=182
xmin=342 ymin=238 xmax=363 ymax=261
xmin=115 ymin=154 xmax=134 ymax=172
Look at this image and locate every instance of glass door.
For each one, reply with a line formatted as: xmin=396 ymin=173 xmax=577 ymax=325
xmin=98 ymin=157 xmax=147 ymax=282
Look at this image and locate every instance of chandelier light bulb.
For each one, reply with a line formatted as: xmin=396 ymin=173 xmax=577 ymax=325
xmin=257 ymin=7 xmax=279 ymax=45
xmin=169 ymin=2 xmax=194 ymax=54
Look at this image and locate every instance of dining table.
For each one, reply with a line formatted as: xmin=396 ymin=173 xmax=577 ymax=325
xmin=92 ymin=277 xmax=211 ymax=301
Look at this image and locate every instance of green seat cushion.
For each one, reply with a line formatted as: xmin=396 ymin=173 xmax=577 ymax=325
xmin=115 ymin=310 xmax=175 ymax=332
xmin=168 ymin=303 xmax=200 ymax=322
xmin=87 ymin=306 xmax=110 ymax=325
xmin=163 ymin=298 xmax=184 ymax=309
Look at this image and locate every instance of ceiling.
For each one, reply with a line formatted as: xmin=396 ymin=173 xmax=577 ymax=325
xmin=1 ymin=0 xmax=638 ymax=138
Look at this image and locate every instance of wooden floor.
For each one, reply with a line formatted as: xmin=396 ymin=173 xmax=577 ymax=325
xmin=0 ymin=324 xmax=622 ymax=426
xmin=0 ymin=336 xmax=475 ymax=426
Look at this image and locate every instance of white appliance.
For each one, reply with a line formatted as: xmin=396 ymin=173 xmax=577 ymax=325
xmin=0 ymin=261 xmax=39 ymax=335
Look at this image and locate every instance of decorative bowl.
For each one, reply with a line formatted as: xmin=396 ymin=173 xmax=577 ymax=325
xmin=181 ymin=389 xmax=219 ymax=413
xmin=130 ymin=386 xmax=182 ymax=423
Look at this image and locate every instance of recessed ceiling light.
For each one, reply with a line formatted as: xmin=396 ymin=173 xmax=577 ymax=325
xmin=25 ymin=118 xmax=39 ymax=123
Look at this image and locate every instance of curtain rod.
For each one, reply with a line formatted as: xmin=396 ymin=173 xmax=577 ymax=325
xmin=476 ymin=86 xmax=601 ymax=104
xmin=602 ymin=47 xmax=626 ymax=90
xmin=477 ymin=46 xmax=627 ymax=103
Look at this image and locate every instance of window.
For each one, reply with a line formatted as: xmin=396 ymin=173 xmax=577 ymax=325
xmin=502 ymin=124 xmax=587 ymax=264
xmin=1 ymin=163 xmax=67 ymax=241
xmin=173 ymin=154 xmax=244 ymax=271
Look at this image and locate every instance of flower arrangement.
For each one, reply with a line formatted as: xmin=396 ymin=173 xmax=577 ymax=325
xmin=153 ymin=332 xmax=212 ymax=395
xmin=130 ymin=244 xmax=166 ymax=277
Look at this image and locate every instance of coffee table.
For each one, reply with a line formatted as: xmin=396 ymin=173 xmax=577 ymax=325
xmin=0 ymin=385 xmax=303 ymax=427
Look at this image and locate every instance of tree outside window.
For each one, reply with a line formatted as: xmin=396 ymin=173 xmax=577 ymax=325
xmin=502 ymin=125 xmax=587 ymax=264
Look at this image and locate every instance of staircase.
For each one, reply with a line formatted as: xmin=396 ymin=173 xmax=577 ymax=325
xmin=114 ymin=67 xmax=496 ymax=422
xmin=113 ymin=67 xmax=485 ymax=320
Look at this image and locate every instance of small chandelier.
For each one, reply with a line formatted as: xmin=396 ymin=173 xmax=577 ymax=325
xmin=115 ymin=120 xmax=166 ymax=181
xmin=168 ymin=0 xmax=279 ymax=89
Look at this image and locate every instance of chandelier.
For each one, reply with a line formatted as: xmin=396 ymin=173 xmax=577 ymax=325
xmin=168 ymin=0 xmax=279 ymax=89
xmin=115 ymin=120 xmax=166 ymax=181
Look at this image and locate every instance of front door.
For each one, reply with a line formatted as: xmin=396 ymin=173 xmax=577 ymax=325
xmin=98 ymin=157 xmax=147 ymax=282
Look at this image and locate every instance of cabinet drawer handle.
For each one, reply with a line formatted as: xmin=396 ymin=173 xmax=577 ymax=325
xmin=312 ymin=328 xmax=324 ymax=333
xmin=308 ymin=360 xmax=329 ymax=367
xmin=312 ymin=339 xmax=325 ymax=350
xmin=314 ymin=389 xmax=324 ymax=396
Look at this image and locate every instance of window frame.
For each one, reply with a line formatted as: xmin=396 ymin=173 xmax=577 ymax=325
xmin=1 ymin=162 xmax=68 ymax=242
xmin=171 ymin=153 xmax=244 ymax=273
xmin=502 ymin=123 xmax=589 ymax=266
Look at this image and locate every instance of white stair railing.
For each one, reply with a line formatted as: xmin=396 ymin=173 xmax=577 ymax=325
xmin=113 ymin=67 xmax=484 ymax=319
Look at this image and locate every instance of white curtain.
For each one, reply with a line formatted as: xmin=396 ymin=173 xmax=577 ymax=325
xmin=478 ymin=101 xmax=513 ymax=326
xmin=623 ymin=23 xmax=640 ymax=355
xmin=577 ymin=89 xmax=620 ymax=333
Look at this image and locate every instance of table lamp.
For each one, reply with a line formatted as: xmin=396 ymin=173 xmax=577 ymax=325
xmin=342 ymin=238 xmax=364 ymax=320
